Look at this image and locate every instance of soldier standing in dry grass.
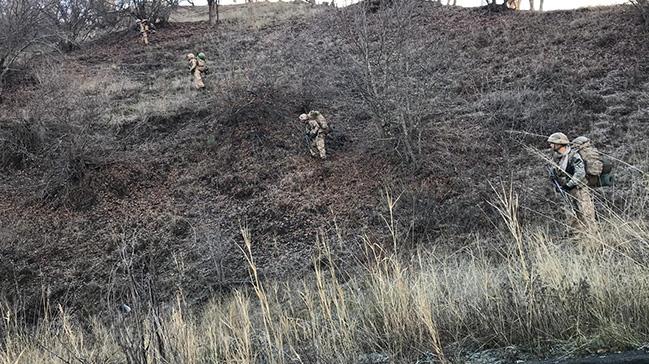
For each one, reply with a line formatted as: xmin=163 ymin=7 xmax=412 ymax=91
xmin=186 ymin=53 xmax=206 ymax=90
xmin=547 ymin=132 xmax=597 ymax=232
xmin=300 ymin=111 xmax=329 ymax=159
xmin=137 ymin=19 xmax=150 ymax=45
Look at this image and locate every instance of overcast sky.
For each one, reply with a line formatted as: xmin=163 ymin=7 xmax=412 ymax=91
xmin=182 ymin=0 xmax=628 ymax=10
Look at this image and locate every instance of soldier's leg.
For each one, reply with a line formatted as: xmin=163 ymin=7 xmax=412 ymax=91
xmin=566 ymin=189 xmax=581 ymax=231
xmin=576 ymin=187 xmax=597 ymax=231
xmin=195 ymin=70 xmax=205 ymax=89
xmin=316 ymin=135 xmax=326 ymax=159
xmin=309 ymin=138 xmax=317 ymax=157
xmin=194 ymin=72 xmax=200 ymax=89
xmin=143 ymin=32 xmax=148 ymax=45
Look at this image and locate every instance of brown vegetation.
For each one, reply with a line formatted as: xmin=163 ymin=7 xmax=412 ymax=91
xmin=1 ymin=1 xmax=649 ymax=361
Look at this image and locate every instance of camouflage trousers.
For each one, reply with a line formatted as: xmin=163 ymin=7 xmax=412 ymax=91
xmin=141 ymin=32 xmax=149 ymax=45
xmin=309 ymin=134 xmax=326 ymax=159
xmin=192 ymin=70 xmax=205 ymax=90
xmin=566 ymin=187 xmax=597 ymax=232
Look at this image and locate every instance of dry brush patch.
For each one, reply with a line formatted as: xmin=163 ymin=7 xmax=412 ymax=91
xmin=2 ymin=190 xmax=649 ymax=363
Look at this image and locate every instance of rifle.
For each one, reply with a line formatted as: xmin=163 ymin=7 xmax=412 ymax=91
xmin=304 ymin=131 xmax=312 ymax=151
xmin=292 ymin=118 xmax=312 ymax=154
xmin=546 ymin=165 xmax=573 ymax=207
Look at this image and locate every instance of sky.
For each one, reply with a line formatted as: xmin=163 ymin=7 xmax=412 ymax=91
xmin=182 ymin=0 xmax=629 ymax=10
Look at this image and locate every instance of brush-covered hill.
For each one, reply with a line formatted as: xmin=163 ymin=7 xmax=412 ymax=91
xmin=0 ymin=1 xmax=648 ymax=314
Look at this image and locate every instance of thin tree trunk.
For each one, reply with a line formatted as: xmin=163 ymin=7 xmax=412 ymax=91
xmin=529 ymin=0 xmax=534 ymax=10
xmin=208 ymin=0 xmax=217 ymax=25
xmin=539 ymin=0 xmax=543 ymax=11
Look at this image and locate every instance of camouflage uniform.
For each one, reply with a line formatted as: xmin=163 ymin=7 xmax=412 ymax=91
xmin=300 ymin=112 xmax=327 ymax=159
xmin=553 ymin=146 xmax=597 ymax=231
xmin=137 ymin=19 xmax=150 ymax=45
xmin=186 ymin=53 xmax=205 ymax=90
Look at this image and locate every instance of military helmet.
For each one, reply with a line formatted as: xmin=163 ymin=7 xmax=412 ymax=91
xmin=547 ymin=132 xmax=569 ymax=145
xmin=299 ymin=113 xmax=309 ymax=121
xmin=572 ymin=136 xmax=590 ymax=146
xmin=197 ymin=52 xmax=206 ymax=60
xmin=186 ymin=53 xmax=195 ymax=60
xmin=308 ymin=110 xmax=320 ymax=118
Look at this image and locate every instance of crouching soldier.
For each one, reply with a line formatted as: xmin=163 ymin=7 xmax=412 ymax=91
xmin=299 ymin=111 xmax=330 ymax=159
xmin=547 ymin=132 xmax=597 ymax=232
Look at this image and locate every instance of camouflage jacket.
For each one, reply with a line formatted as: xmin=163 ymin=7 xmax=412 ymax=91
xmin=306 ymin=118 xmax=326 ymax=136
xmin=555 ymin=150 xmax=587 ymax=189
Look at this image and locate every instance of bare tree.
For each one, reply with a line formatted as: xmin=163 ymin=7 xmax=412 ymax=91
xmin=539 ymin=0 xmax=543 ymax=11
xmin=44 ymin=0 xmax=122 ymax=51
xmin=630 ymin=0 xmax=649 ymax=26
xmin=339 ymin=0 xmax=429 ymax=167
xmin=115 ymin=0 xmax=180 ymax=25
xmin=528 ymin=0 xmax=534 ymax=10
xmin=0 ymin=0 xmax=51 ymax=93
xmin=207 ymin=0 xmax=219 ymax=26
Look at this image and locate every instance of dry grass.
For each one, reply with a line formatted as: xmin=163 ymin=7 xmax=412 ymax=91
xmin=2 ymin=186 xmax=649 ymax=363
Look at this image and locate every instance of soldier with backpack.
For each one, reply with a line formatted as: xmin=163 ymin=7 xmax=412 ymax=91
xmin=137 ymin=19 xmax=151 ymax=45
xmin=186 ymin=52 xmax=206 ymax=90
xmin=547 ymin=132 xmax=597 ymax=231
xmin=300 ymin=110 xmax=330 ymax=159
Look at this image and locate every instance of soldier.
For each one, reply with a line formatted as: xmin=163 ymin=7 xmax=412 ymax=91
xmin=547 ymin=132 xmax=597 ymax=231
xmin=186 ymin=53 xmax=205 ymax=90
xmin=137 ymin=19 xmax=150 ymax=45
xmin=300 ymin=111 xmax=329 ymax=159
xmin=197 ymin=52 xmax=208 ymax=75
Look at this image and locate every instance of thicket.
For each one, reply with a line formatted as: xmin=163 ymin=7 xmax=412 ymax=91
xmin=0 ymin=0 xmax=179 ymax=93
xmin=630 ymin=0 xmax=649 ymax=27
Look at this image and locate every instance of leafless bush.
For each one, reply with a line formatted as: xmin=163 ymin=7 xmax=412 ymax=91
xmin=336 ymin=0 xmax=435 ymax=169
xmin=0 ymin=118 xmax=45 ymax=170
xmin=44 ymin=0 xmax=124 ymax=51
xmin=1 ymin=63 xmax=103 ymax=209
xmin=117 ymin=0 xmax=180 ymax=25
xmin=630 ymin=0 xmax=649 ymax=27
xmin=0 ymin=0 xmax=52 ymax=92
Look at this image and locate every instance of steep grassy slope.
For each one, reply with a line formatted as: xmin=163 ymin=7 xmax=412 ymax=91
xmin=0 ymin=2 xmax=648 ymax=315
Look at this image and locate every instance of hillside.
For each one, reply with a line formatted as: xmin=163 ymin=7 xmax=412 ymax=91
xmin=1 ymin=0 xmax=648 ymax=323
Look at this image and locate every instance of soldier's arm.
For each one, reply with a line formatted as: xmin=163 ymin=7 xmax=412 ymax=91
xmin=566 ymin=156 xmax=586 ymax=189
xmin=309 ymin=121 xmax=318 ymax=135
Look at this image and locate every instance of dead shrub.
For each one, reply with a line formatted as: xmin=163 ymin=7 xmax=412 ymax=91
xmin=0 ymin=118 xmax=45 ymax=170
xmin=5 ymin=63 xmax=105 ymax=209
xmin=630 ymin=0 xmax=649 ymax=27
xmin=335 ymin=0 xmax=434 ymax=169
xmin=0 ymin=0 xmax=51 ymax=93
